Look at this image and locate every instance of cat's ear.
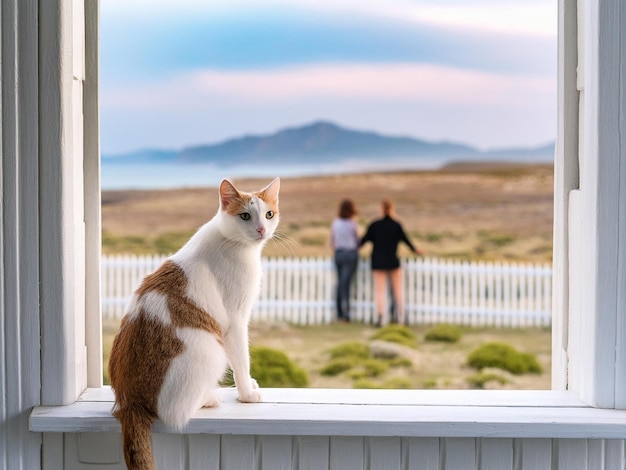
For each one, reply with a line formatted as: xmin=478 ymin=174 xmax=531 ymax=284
xmin=219 ymin=179 xmax=240 ymax=211
xmin=259 ymin=177 xmax=280 ymax=203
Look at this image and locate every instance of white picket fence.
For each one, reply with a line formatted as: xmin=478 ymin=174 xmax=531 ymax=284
xmin=101 ymin=255 xmax=552 ymax=327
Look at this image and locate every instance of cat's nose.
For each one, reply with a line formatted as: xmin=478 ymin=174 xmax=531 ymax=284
xmin=257 ymin=226 xmax=266 ymax=236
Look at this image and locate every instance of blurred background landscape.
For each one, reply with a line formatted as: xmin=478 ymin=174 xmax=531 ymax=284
xmin=100 ymin=0 xmax=557 ymax=390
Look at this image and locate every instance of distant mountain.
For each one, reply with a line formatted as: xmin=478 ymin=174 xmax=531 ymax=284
xmin=102 ymin=121 xmax=554 ymax=166
xmin=176 ymin=121 xmax=479 ymax=164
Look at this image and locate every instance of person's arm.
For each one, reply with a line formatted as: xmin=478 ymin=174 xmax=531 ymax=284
xmin=359 ymin=223 xmax=373 ymax=248
xmin=398 ymin=222 xmax=424 ymax=256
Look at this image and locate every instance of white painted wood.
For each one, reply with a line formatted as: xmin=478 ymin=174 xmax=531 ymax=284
xmin=220 ymin=435 xmax=256 ymax=469
xmin=259 ymin=436 xmax=293 ymax=470
xmin=368 ymin=437 xmax=401 ymax=469
xmin=42 ymin=434 xmax=64 ymax=470
xmin=441 ymin=438 xmax=476 ymax=470
xmin=603 ymin=440 xmax=626 ymax=470
xmin=83 ymin=0 xmax=102 ymax=389
xmin=39 ymin=0 xmax=87 ymax=405
xmin=553 ymin=0 xmax=580 ymax=391
xmin=77 ymin=433 xmax=121 ymax=464
xmin=518 ymin=439 xmax=552 ymax=470
xmin=75 ymin=386 xmax=585 ymax=407
xmin=575 ymin=0 xmax=626 ymax=409
xmin=478 ymin=438 xmax=513 ymax=469
xmin=329 ymin=436 xmax=363 ymax=469
xmin=29 ymin=388 xmax=626 ymax=440
xmin=152 ymin=434 xmax=186 ymax=470
xmin=188 ymin=435 xmax=221 ymax=470
xmin=296 ymin=436 xmax=329 ymax=470
xmin=0 ymin=0 xmax=44 ymax=468
xmin=556 ymin=439 xmax=588 ymax=470
xmin=405 ymin=438 xmax=439 ymax=470
xmin=614 ymin=0 xmax=626 ymax=411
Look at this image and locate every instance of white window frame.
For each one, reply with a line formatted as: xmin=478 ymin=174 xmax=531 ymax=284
xmin=31 ymin=0 xmax=626 ymax=436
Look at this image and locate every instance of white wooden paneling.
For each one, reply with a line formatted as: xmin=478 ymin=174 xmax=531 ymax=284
xmin=221 ymin=435 xmax=257 ymax=469
xmin=152 ymin=434 xmax=187 ymax=470
xmin=405 ymin=438 xmax=439 ymax=470
xmin=329 ymin=437 xmax=363 ymax=469
xmin=83 ymin=0 xmax=102 ymax=389
xmin=368 ymin=437 xmax=401 ymax=470
xmin=518 ymin=438 xmax=552 ymax=470
xmin=64 ymin=434 xmax=124 ymax=470
xmin=259 ymin=436 xmax=293 ymax=470
xmin=478 ymin=438 xmax=513 ymax=469
xmin=54 ymin=432 xmax=626 ymax=469
xmin=296 ymin=436 xmax=329 ymax=470
xmin=39 ymin=0 xmax=87 ymax=405
xmin=42 ymin=434 xmax=64 ymax=470
xmin=188 ymin=435 xmax=221 ymax=470
xmin=556 ymin=439 xmax=587 ymax=470
xmin=604 ymin=440 xmax=626 ymax=470
xmin=441 ymin=438 xmax=476 ymax=469
xmin=0 ymin=0 xmax=42 ymax=468
xmin=614 ymin=0 xmax=626 ymax=411
xmin=552 ymin=0 xmax=579 ymax=390
xmin=574 ymin=0 xmax=626 ymax=409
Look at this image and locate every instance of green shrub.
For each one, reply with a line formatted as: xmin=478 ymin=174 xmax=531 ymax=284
xmin=320 ymin=358 xmax=356 ymax=376
xmin=381 ymin=377 xmax=413 ymax=389
xmin=352 ymin=377 xmax=413 ymax=389
xmin=222 ymin=346 xmax=308 ymax=387
xmin=328 ymin=342 xmax=370 ymax=359
xmin=352 ymin=379 xmax=377 ymax=389
xmin=370 ymin=325 xmax=417 ymax=348
xmin=466 ymin=372 xmax=508 ymax=389
xmin=388 ymin=357 xmax=412 ymax=368
xmin=467 ymin=342 xmax=542 ymax=375
xmin=422 ymin=379 xmax=437 ymax=389
xmin=346 ymin=369 xmax=369 ymax=380
xmin=361 ymin=358 xmax=389 ymax=377
xmin=424 ymin=324 xmax=463 ymax=343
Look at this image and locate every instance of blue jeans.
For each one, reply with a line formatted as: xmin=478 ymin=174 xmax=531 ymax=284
xmin=334 ymin=249 xmax=358 ymax=321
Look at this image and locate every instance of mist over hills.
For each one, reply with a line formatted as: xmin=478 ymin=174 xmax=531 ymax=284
xmin=102 ymin=121 xmax=554 ymax=167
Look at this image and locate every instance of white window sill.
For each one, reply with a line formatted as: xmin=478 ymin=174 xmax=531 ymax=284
xmin=30 ymin=387 xmax=626 ymax=439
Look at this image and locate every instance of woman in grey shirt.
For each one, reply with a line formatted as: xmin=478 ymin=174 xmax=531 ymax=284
xmin=330 ymin=199 xmax=359 ymax=322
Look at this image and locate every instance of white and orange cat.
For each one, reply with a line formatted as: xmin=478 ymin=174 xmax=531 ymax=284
xmin=108 ymin=178 xmax=280 ymax=470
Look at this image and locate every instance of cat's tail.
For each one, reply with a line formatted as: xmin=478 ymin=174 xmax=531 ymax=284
xmin=115 ymin=407 xmax=156 ymax=470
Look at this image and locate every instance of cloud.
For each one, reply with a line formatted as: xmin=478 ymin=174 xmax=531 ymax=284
xmin=103 ymin=0 xmax=556 ymax=37
xmin=103 ymin=63 xmax=554 ymax=110
xmin=99 ymin=1 xmax=556 ymax=153
xmin=100 ymin=63 xmax=555 ymax=153
xmin=100 ymin=0 xmax=556 ymax=78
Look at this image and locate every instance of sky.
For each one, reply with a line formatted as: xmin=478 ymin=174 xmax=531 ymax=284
xmin=100 ymin=0 xmax=557 ymax=155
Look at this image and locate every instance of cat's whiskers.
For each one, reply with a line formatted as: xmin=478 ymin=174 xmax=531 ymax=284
xmin=267 ymin=231 xmax=300 ymax=256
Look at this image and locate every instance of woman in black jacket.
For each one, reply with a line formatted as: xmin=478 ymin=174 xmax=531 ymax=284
xmin=360 ymin=199 xmax=424 ymax=326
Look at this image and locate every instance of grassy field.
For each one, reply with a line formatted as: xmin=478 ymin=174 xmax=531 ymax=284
xmin=101 ymin=163 xmax=554 ymax=389
xmin=102 ymin=163 xmax=554 ymax=263
xmin=103 ymin=320 xmax=551 ymax=390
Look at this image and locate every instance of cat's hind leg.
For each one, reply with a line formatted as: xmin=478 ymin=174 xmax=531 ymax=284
xmin=202 ymin=390 xmax=221 ymax=408
xmin=157 ymin=329 xmax=227 ymax=430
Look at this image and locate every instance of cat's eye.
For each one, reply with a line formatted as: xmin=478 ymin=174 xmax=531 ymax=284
xmin=240 ymin=212 xmax=251 ymax=221
xmin=265 ymin=211 xmax=274 ymax=219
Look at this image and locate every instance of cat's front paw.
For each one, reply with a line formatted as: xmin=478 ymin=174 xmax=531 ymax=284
xmin=237 ymin=378 xmax=262 ymax=403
